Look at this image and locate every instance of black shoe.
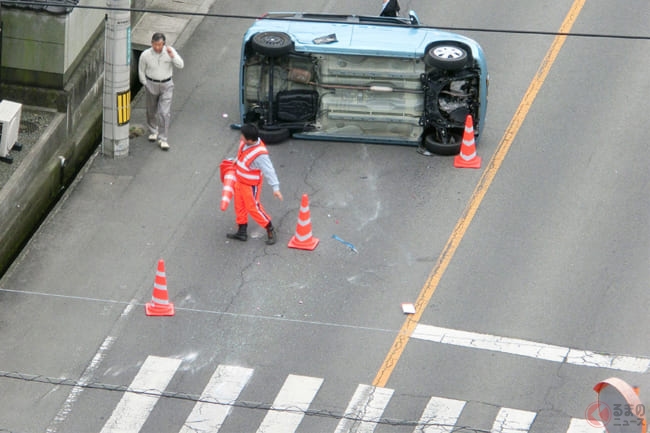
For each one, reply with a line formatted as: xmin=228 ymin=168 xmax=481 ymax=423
xmin=265 ymin=227 xmax=276 ymax=245
xmin=227 ymin=232 xmax=248 ymax=241
xmin=227 ymin=224 xmax=248 ymax=241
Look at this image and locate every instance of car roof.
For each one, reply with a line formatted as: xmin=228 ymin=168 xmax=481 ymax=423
xmin=244 ymin=12 xmax=483 ymax=59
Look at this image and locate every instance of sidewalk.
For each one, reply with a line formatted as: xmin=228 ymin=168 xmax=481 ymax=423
xmin=131 ymin=0 xmax=214 ymax=50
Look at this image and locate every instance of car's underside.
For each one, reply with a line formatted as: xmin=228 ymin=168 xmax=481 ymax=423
xmin=242 ymin=33 xmax=482 ymax=155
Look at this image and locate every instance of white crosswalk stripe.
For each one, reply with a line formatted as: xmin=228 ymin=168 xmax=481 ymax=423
xmin=491 ymin=407 xmax=537 ymax=433
xmin=95 ymin=356 xmax=603 ymax=433
xmin=100 ymin=355 xmax=182 ymax=433
xmin=334 ymin=384 xmax=394 ymax=433
xmin=414 ymin=396 xmax=466 ymax=433
xmin=256 ymin=374 xmax=324 ymax=433
xmin=180 ymin=365 xmax=253 ymax=433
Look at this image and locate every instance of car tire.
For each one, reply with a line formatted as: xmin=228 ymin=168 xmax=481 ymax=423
xmin=423 ymin=133 xmax=461 ymax=156
xmin=424 ymin=43 xmax=468 ymax=71
xmin=259 ymin=127 xmax=291 ymax=145
xmin=251 ymin=32 xmax=294 ymax=57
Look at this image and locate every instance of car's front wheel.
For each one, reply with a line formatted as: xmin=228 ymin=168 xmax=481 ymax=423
xmin=424 ymin=43 xmax=468 ymax=71
xmin=251 ymin=32 xmax=294 ymax=57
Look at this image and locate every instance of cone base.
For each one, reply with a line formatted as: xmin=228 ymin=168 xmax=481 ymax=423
xmin=454 ymin=155 xmax=482 ymax=169
xmin=145 ymin=302 xmax=175 ymax=316
xmin=288 ymin=236 xmax=319 ymax=251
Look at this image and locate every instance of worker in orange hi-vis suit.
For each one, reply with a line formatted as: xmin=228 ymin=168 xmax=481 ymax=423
xmin=226 ymin=123 xmax=283 ymax=245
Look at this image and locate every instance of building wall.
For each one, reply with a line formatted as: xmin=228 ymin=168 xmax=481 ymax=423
xmin=64 ymin=0 xmax=105 ymax=71
xmin=1 ymin=0 xmax=146 ymax=102
xmin=3 ymin=11 xmax=66 ymax=74
xmin=1 ymin=0 xmax=104 ymax=87
xmin=1 ymin=0 xmax=148 ymax=89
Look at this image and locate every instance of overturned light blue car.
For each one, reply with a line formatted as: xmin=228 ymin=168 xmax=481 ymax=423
xmin=239 ymin=11 xmax=488 ymax=155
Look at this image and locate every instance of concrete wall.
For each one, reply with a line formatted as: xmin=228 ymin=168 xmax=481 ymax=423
xmin=1 ymin=0 xmax=104 ymax=87
xmin=1 ymin=0 xmax=147 ymax=88
xmin=64 ymin=0 xmax=106 ymax=71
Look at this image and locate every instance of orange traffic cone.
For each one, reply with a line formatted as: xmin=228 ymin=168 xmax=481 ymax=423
xmin=454 ymin=115 xmax=481 ymax=169
xmin=220 ymin=159 xmax=236 ymax=211
xmin=145 ymin=259 xmax=175 ymax=316
xmin=288 ymin=194 xmax=319 ymax=251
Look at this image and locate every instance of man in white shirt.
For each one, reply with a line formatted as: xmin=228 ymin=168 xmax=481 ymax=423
xmin=138 ymin=32 xmax=184 ymax=150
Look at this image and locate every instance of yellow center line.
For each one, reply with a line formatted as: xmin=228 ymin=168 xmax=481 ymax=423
xmin=373 ymin=0 xmax=587 ymax=388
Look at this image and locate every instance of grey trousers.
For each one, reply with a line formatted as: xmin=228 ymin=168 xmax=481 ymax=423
xmin=145 ymin=80 xmax=174 ymax=142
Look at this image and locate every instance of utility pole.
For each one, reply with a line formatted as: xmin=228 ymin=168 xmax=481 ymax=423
xmin=0 ymin=2 xmax=4 ymax=98
xmin=102 ymin=0 xmax=130 ymax=157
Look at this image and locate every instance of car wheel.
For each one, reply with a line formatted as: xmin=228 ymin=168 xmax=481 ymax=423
xmin=424 ymin=43 xmax=468 ymax=71
xmin=259 ymin=127 xmax=291 ymax=145
xmin=251 ymin=32 xmax=294 ymax=57
xmin=424 ymin=133 xmax=461 ymax=156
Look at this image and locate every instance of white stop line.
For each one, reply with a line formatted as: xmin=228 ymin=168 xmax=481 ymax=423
xmin=411 ymin=324 xmax=650 ymax=373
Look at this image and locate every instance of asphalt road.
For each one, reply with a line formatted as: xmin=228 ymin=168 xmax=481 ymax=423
xmin=0 ymin=1 xmax=649 ymax=432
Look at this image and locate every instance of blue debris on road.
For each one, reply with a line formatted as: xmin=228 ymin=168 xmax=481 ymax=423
xmin=332 ymin=234 xmax=358 ymax=253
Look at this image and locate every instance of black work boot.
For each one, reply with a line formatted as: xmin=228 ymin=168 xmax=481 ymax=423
xmin=265 ymin=223 xmax=276 ymax=245
xmin=227 ymin=224 xmax=248 ymax=241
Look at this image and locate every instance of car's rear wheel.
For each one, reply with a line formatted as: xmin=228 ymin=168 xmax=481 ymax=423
xmin=424 ymin=43 xmax=468 ymax=71
xmin=259 ymin=127 xmax=291 ymax=145
xmin=251 ymin=32 xmax=294 ymax=57
xmin=423 ymin=133 xmax=461 ymax=155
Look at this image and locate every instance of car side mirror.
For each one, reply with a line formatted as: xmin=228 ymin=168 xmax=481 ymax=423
xmin=408 ymin=10 xmax=420 ymax=25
